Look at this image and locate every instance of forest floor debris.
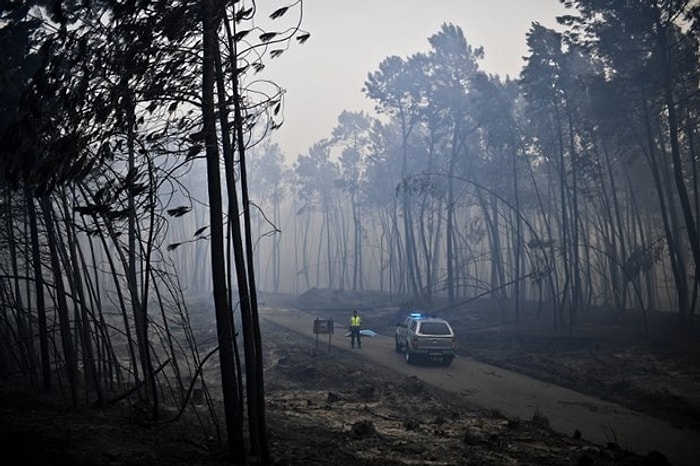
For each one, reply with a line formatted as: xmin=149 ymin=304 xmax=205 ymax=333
xmin=1 ymin=290 xmax=697 ymax=465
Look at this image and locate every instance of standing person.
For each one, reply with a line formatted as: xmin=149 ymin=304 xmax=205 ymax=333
xmin=349 ymin=310 xmax=362 ymax=349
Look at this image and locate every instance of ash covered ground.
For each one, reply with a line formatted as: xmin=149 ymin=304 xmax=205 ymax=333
xmin=1 ymin=289 xmax=696 ymax=465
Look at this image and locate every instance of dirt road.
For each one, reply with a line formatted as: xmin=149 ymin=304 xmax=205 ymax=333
xmin=261 ymin=306 xmax=700 ymax=466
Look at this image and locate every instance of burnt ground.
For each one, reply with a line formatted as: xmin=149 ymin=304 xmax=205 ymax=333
xmin=1 ymin=289 xmax=697 ymax=465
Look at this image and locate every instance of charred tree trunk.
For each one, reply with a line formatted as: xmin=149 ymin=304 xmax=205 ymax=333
xmin=201 ymin=2 xmax=245 ymax=462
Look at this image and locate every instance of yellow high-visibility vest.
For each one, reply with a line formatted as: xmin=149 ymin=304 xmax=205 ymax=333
xmin=350 ymin=315 xmax=361 ymax=327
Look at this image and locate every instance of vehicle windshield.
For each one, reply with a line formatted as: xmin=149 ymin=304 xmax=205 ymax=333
xmin=419 ymin=322 xmax=451 ymax=335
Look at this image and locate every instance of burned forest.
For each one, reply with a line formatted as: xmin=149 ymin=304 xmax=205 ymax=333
xmin=1 ymin=1 xmax=700 ymax=465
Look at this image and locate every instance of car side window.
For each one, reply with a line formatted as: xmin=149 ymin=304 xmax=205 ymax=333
xmin=409 ymin=320 xmax=417 ymax=331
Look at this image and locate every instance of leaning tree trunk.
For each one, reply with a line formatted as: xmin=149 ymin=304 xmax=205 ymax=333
xmin=40 ymin=195 xmax=79 ymax=407
xmin=215 ymin=20 xmax=265 ymax=460
xmin=59 ymin=193 xmax=104 ymax=406
xmin=201 ymin=2 xmax=245 ymax=462
xmin=657 ymin=24 xmax=700 ymax=326
xmin=26 ymin=189 xmax=51 ymax=389
xmin=6 ymin=191 xmax=34 ymax=379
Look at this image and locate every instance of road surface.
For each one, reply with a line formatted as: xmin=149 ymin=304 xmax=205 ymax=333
xmin=260 ymin=306 xmax=700 ymax=466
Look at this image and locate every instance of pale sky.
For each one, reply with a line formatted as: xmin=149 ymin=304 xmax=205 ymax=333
xmin=262 ymin=0 xmax=570 ymax=158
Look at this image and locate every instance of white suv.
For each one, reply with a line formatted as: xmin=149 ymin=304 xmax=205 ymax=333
xmin=394 ymin=313 xmax=456 ymax=366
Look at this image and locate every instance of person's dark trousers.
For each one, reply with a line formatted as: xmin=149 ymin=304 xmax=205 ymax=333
xmin=351 ymin=328 xmax=361 ymax=348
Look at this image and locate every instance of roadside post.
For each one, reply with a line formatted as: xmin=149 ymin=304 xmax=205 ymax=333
xmin=313 ymin=318 xmax=334 ymax=353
